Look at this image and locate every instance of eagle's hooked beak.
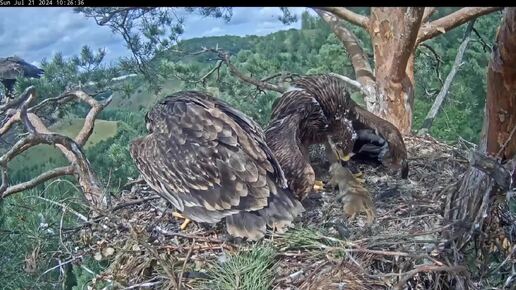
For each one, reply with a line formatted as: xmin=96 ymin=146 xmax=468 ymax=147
xmin=327 ymin=136 xmax=353 ymax=162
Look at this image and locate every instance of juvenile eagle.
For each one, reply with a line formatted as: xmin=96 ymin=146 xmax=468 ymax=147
xmin=266 ymin=76 xmax=357 ymax=200
xmin=130 ymin=91 xmax=304 ymax=240
xmin=265 ymin=75 xmax=408 ymax=200
xmin=0 ymin=56 xmax=44 ymax=101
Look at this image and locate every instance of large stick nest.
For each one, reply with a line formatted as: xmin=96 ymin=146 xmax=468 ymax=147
xmin=70 ymin=135 xmax=514 ymax=289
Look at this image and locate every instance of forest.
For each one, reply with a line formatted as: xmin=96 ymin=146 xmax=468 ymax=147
xmin=0 ymin=7 xmax=514 ymax=290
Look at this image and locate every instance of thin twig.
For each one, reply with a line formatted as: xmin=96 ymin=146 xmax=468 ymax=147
xmin=177 ymin=238 xmax=196 ymax=290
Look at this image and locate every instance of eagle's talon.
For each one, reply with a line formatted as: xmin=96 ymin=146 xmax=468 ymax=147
xmin=172 ymin=212 xmax=192 ymax=230
xmin=313 ymin=182 xmax=325 ymax=192
xmin=180 ymin=218 xmax=191 ymax=230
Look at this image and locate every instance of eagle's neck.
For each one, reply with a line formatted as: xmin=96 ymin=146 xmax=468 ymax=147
xmin=265 ymin=114 xmax=313 ymax=196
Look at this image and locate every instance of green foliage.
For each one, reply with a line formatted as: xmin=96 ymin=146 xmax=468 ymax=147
xmin=1 ymin=9 xmax=505 ymax=288
xmin=0 ymin=183 xmax=88 ymax=289
xmin=413 ymin=11 xmax=500 ymax=142
xmin=206 ymin=245 xmax=278 ymax=290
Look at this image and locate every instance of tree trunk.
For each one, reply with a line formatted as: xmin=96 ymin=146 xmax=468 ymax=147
xmin=318 ymin=7 xmax=501 ymax=134
xmin=442 ymin=8 xmax=516 ymax=289
xmin=368 ymin=8 xmax=424 ymax=134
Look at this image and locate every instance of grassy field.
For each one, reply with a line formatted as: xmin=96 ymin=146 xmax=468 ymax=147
xmin=109 ymin=78 xmax=182 ymax=112
xmin=8 ymin=119 xmax=118 ymax=178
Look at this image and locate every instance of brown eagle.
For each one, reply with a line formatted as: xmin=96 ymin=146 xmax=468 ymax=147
xmin=130 ymin=91 xmax=304 ymax=241
xmin=265 ymin=76 xmax=357 ymax=200
xmin=265 ymin=75 xmax=408 ymax=199
xmin=288 ymin=75 xmax=408 ymax=178
xmin=0 ymin=56 xmax=44 ymax=101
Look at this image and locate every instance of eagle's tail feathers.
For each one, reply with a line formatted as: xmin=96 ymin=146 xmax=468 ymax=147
xmin=225 ymin=212 xmax=266 ymax=241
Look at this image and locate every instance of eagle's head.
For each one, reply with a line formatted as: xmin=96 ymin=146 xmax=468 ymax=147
xmin=327 ymin=116 xmax=357 ymax=163
xmin=380 ymin=145 xmax=409 ymax=179
xmin=378 ymin=129 xmax=409 ymax=179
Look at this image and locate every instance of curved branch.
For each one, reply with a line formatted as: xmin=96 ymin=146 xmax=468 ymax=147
xmin=2 ymin=166 xmax=75 ymax=198
xmin=422 ymin=7 xmax=437 ymax=23
xmin=0 ymin=87 xmax=107 ymax=207
xmin=317 ymin=7 xmax=369 ymax=28
xmin=315 ymin=9 xmax=378 ymax=109
xmin=328 ymin=73 xmax=368 ymax=96
xmin=417 ymin=7 xmax=502 ymax=45
xmin=63 ymin=90 xmax=112 ymax=146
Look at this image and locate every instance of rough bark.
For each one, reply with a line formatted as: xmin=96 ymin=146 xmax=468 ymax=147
xmin=369 ymin=8 xmax=424 ymax=134
xmin=417 ymin=7 xmax=502 ymax=45
xmin=418 ymin=20 xmax=475 ymax=135
xmin=442 ymin=8 xmax=516 ymax=288
xmin=316 ymin=7 xmax=502 ymax=134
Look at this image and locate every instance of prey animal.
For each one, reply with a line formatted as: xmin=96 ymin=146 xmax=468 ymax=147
xmin=328 ymin=162 xmax=376 ymax=224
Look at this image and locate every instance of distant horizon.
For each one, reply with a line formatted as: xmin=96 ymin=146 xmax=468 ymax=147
xmin=0 ymin=7 xmax=313 ymax=67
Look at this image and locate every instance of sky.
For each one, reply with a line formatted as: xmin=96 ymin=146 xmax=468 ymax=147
xmin=0 ymin=7 xmax=313 ymax=66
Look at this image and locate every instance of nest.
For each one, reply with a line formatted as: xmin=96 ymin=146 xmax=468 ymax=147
xmin=70 ymin=135 xmax=511 ymax=289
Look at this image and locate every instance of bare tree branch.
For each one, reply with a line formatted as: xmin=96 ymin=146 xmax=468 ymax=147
xmin=315 ymin=9 xmax=378 ymax=109
xmin=418 ymin=20 xmax=475 ymax=135
xmin=260 ymin=72 xmax=300 ymax=83
xmin=2 ymin=166 xmax=75 ymax=198
xmin=317 ymin=7 xmax=369 ymax=28
xmin=172 ymin=60 xmax=224 ymax=86
xmin=0 ymin=86 xmax=106 ymax=207
xmin=328 ymin=72 xmax=368 ymax=96
xmin=192 ymin=48 xmax=288 ymax=93
xmin=422 ymin=7 xmax=437 ymax=23
xmin=417 ymin=7 xmax=502 ymax=45
xmin=419 ymin=43 xmax=444 ymax=85
xmin=63 ymin=90 xmax=112 ymax=146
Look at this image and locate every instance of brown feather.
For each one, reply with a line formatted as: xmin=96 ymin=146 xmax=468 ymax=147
xmin=266 ymin=76 xmax=358 ymax=199
xmin=289 ymin=75 xmax=409 ymax=178
xmin=130 ymin=91 xmax=304 ymax=240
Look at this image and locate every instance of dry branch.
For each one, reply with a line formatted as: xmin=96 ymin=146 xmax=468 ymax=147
xmin=1 ymin=166 xmax=75 ymax=198
xmin=193 ymin=47 xmax=287 ymax=93
xmin=417 ymin=7 xmax=502 ymax=44
xmin=317 ymin=7 xmax=369 ymax=28
xmin=418 ymin=20 xmax=475 ymax=135
xmin=0 ymin=86 xmax=109 ymax=207
xmin=315 ymin=9 xmax=378 ymax=109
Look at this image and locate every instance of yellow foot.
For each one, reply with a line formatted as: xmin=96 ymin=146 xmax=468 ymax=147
xmin=313 ymin=180 xmax=325 ymax=192
xmin=172 ymin=212 xmax=192 ymax=230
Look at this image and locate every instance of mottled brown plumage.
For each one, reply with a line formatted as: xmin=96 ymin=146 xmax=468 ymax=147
xmin=266 ymin=77 xmax=356 ymax=200
xmin=130 ymin=91 xmax=304 ymax=240
xmin=289 ymin=75 xmax=409 ymax=178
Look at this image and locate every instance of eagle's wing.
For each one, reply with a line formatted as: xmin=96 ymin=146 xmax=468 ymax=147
xmin=350 ymin=105 xmax=409 ymax=178
xmin=0 ymin=57 xmax=44 ymax=80
xmin=131 ymin=92 xmax=303 ymax=240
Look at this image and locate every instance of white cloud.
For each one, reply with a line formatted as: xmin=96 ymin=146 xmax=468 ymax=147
xmin=202 ymin=26 xmax=223 ymax=37
xmin=0 ymin=7 xmax=312 ymax=65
